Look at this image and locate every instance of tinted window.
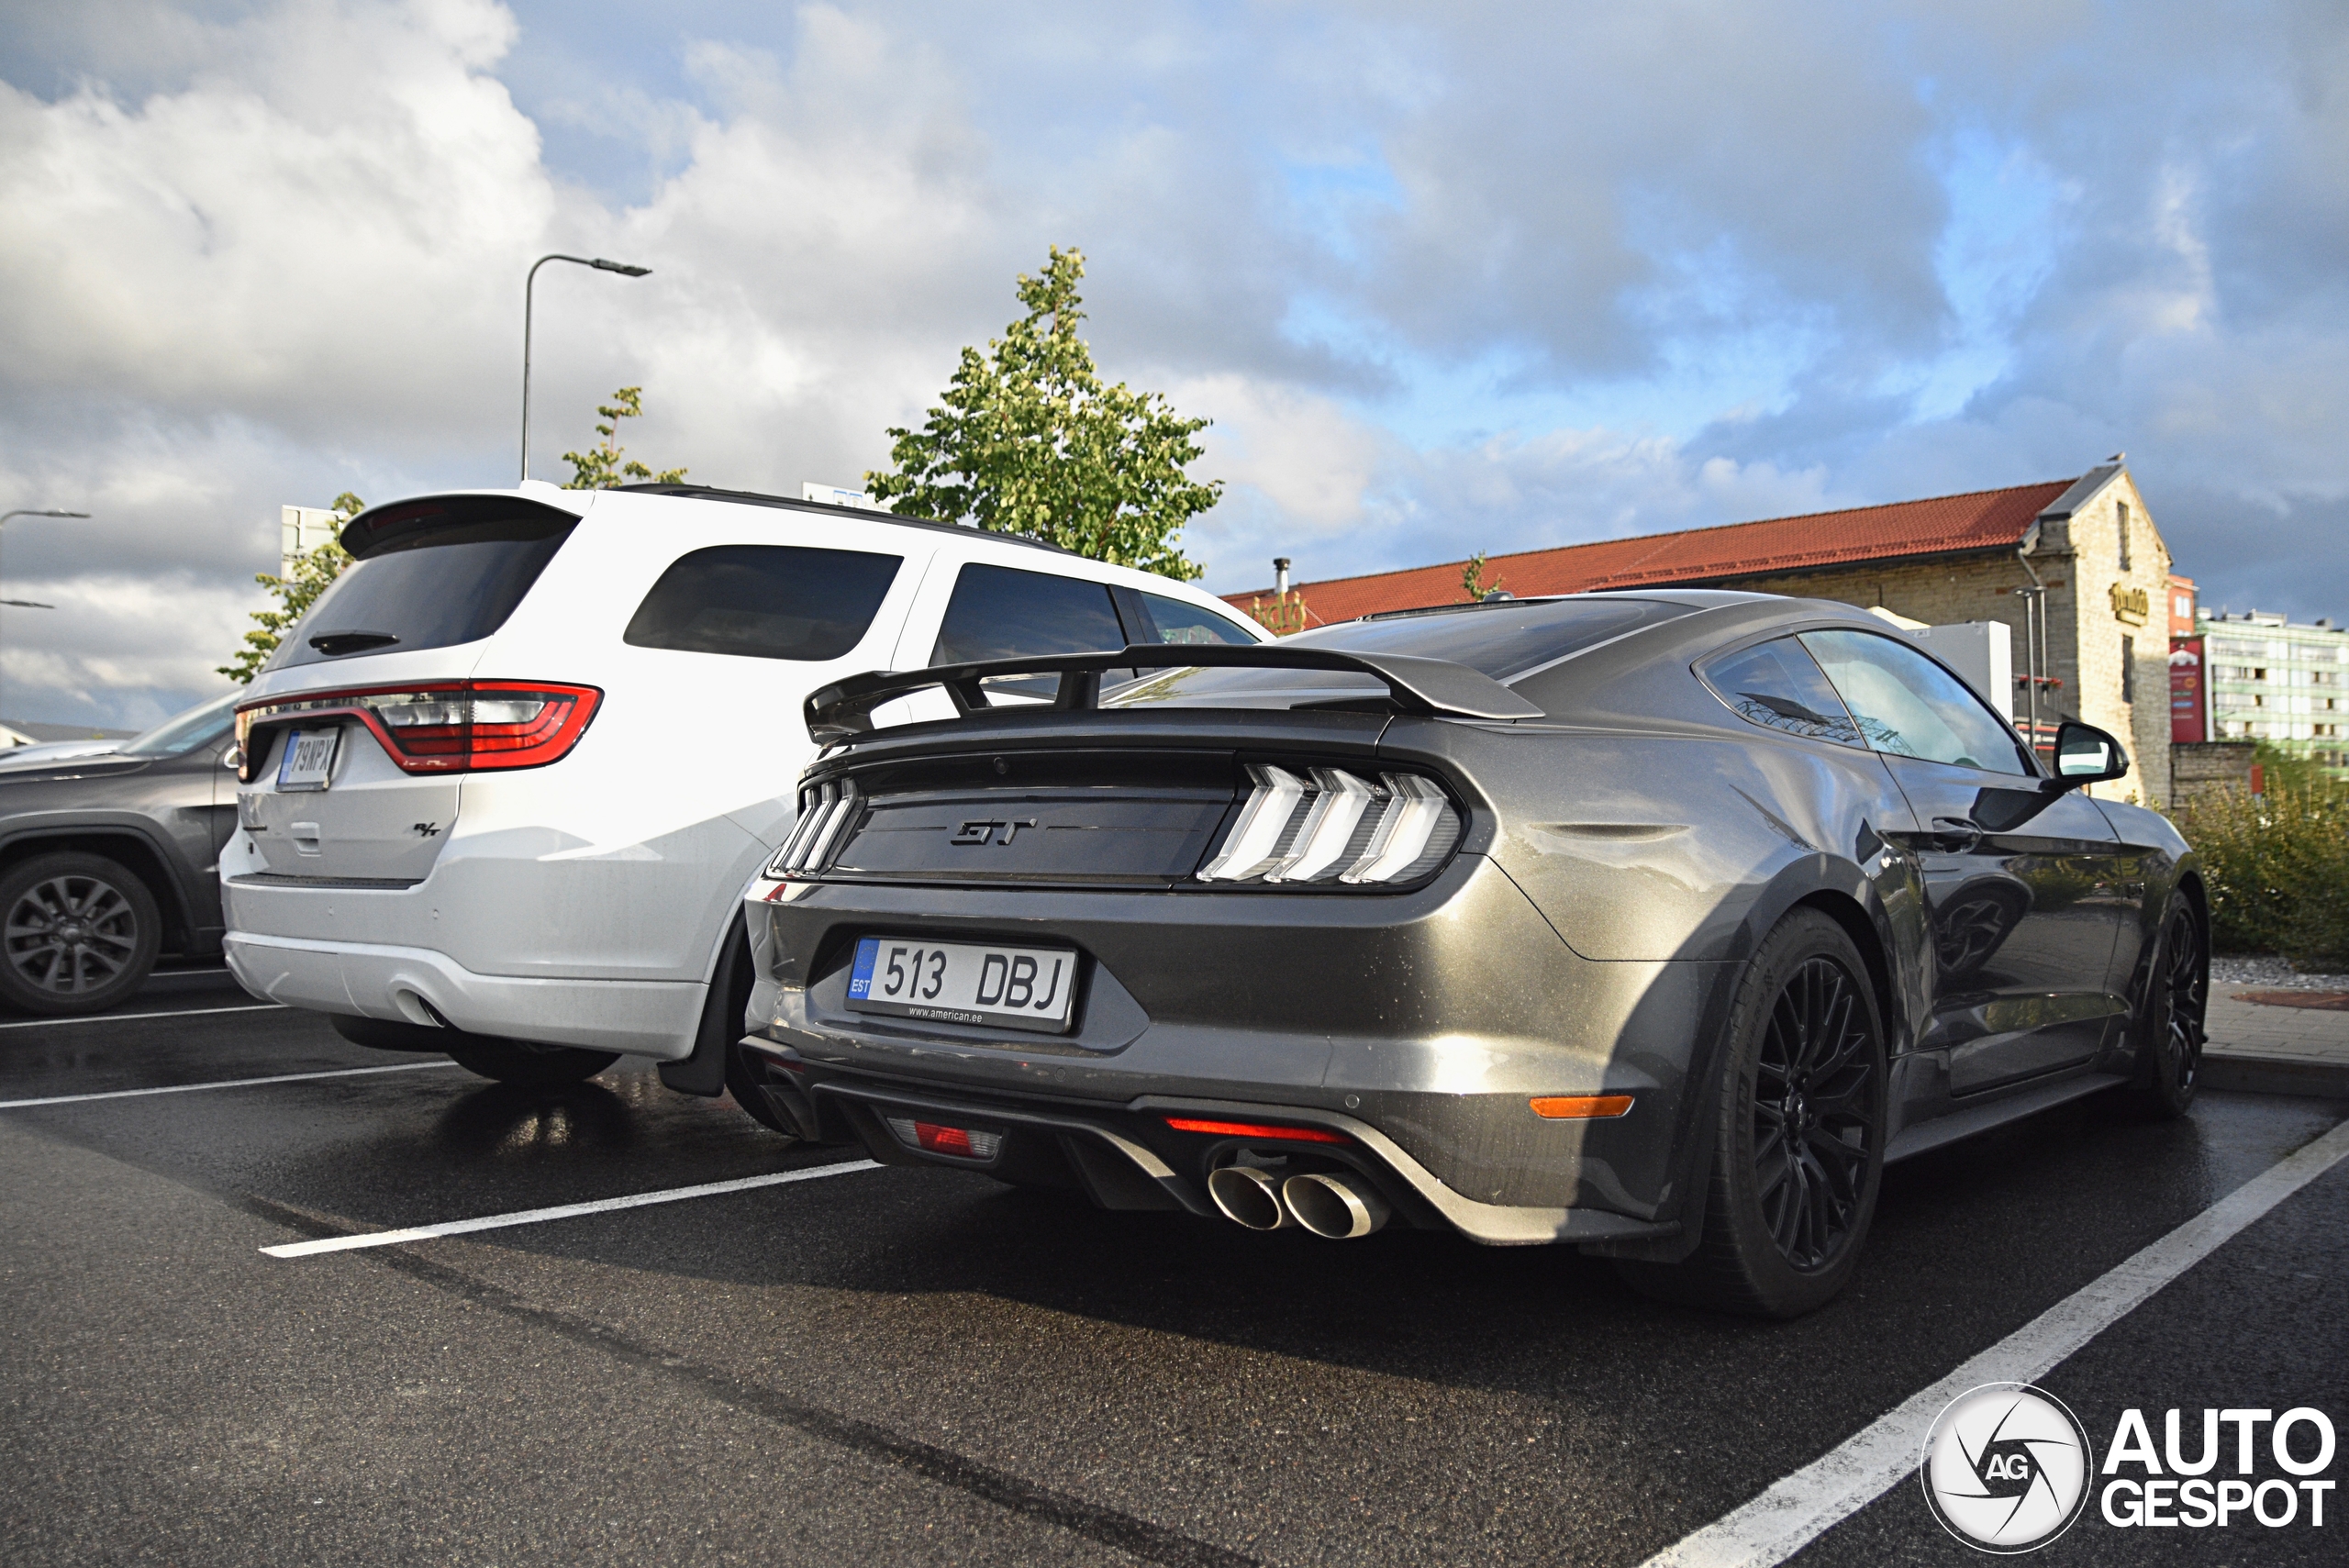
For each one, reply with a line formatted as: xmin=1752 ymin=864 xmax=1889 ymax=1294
xmin=270 ymin=506 xmax=573 ymax=670
xmin=1698 ymin=638 xmax=1865 ymax=748
xmin=1136 ymin=592 xmax=1255 ymax=646
xmin=625 ymin=545 xmax=902 ymax=661
xmin=931 ymin=563 xmax=1128 ymax=665
xmin=1110 ymin=595 xmax=1694 ymax=710
xmin=1800 ymin=628 xmax=2032 ymax=774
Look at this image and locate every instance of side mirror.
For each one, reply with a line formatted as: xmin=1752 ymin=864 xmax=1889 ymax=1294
xmin=2051 ymin=720 xmax=2129 ymax=788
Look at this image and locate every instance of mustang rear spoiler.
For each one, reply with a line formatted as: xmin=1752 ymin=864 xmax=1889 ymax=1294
xmin=804 ymin=644 xmax=1544 ymax=743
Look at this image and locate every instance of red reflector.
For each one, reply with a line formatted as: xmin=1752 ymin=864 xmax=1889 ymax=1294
xmin=1163 ymin=1117 xmax=1349 ymax=1145
xmin=916 ymin=1121 xmax=974 ymax=1156
xmin=1529 ymin=1095 xmax=1635 ymax=1119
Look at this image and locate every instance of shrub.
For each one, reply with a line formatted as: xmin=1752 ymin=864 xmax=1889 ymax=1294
xmin=2172 ymin=782 xmax=2349 ymax=970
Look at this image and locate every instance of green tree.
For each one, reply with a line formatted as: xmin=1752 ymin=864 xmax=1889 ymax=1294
xmin=1460 ymin=551 xmax=1503 ymax=602
xmin=562 ymin=386 xmax=687 ymax=489
xmin=219 ymin=492 xmax=364 ymax=684
xmin=865 ymin=247 xmax=1219 ymax=581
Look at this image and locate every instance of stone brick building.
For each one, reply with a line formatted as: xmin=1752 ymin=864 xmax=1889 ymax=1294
xmin=1229 ymin=462 xmax=2176 ymax=805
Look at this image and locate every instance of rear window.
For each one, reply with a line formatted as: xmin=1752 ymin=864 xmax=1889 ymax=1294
xmin=1110 ymin=596 xmax=1692 ymax=709
xmin=268 ymin=497 xmax=575 ymax=671
xmin=625 ymin=545 xmax=903 ymax=661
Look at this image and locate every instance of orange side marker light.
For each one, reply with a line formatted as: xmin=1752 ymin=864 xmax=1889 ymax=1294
xmin=1530 ymin=1095 xmax=1635 ymax=1119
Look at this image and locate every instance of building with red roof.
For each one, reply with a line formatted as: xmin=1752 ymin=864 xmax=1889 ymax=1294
xmin=1226 ymin=462 xmax=2181 ymax=804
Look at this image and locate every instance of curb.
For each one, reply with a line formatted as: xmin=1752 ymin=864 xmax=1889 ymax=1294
xmin=2200 ymin=1053 xmax=2349 ymax=1098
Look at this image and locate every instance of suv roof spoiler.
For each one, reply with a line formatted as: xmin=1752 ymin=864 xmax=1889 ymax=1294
xmin=804 ymin=644 xmax=1544 ymax=743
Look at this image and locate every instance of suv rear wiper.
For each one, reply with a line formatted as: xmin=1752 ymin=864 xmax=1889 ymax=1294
xmin=805 ymin=643 xmax=1543 ymax=742
xmin=307 ymin=630 xmax=401 ymax=656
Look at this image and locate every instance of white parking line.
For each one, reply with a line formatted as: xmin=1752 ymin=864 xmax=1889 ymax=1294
xmin=1638 ymin=1115 xmax=2349 ymax=1568
xmin=261 ymin=1160 xmax=886 ymax=1258
xmin=0 ymin=1060 xmax=462 ymax=1109
xmin=0 ymin=1003 xmax=284 ymax=1029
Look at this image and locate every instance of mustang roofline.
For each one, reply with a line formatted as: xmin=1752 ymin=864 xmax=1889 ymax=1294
xmin=803 ymin=642 xmax=1546 ymax=741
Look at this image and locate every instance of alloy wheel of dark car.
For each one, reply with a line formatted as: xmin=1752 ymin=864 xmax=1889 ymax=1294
xmin=0 ymin=851 xmax=162 ymax=1017
xmin=1753 ymin=954 xmax=1879 ymax=1271
xmin=2129 ymin=903 xmax=2205 ymax=1118
xmin=1620 ymin=908 xmax=1887 ymax=1318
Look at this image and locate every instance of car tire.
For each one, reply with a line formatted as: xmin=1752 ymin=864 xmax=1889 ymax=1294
xmin=2124 ymin=900 xmax=2205 ymax=1119
xmin=0 ymin=851 xmax=164 ymax=1017
xmin=444 ymin=1038 xmax=619 ymax=1086
xmin=1619 ymin=907 xmax=1887 ymax=1319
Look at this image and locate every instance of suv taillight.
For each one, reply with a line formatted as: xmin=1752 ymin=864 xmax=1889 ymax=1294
xmin=1197 ymin=765 xmax=1459 ymax=885
xmin=235 ymin=681 xmax=602 ymax=782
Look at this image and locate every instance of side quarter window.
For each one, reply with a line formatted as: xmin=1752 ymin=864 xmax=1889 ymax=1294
xmin=1798 ymin=628 xmax=2032 ymax=775
xmin=624 ymin=544 xmax=903 ymax=661
xmin=1697 ymin=637 xmax=1865 ymax=749
xmin=1133 ymin=591 xmax=1257 ymax=646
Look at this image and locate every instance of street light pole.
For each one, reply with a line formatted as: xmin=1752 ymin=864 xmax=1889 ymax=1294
xmin=0 ymin=509 xmax=89 ymax=741
xmin=520 ymin=253 xmax=652 ymax=484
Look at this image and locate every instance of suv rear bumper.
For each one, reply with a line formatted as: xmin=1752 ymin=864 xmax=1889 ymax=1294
xmin=224 ymin=930 xmax=706 ymax=1059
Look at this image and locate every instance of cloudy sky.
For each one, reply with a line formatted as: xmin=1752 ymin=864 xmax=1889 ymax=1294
xmin=2 ymin=0 xmax=2344 ymax=728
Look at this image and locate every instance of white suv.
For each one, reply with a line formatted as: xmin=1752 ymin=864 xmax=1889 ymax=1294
xmin=222 ymin=483 xmax=1265 ymax=1101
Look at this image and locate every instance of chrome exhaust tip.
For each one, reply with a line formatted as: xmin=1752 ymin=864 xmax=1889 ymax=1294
xmin=1281 ymin=1172 xmax=1391 ymax=1239
xmin=1207 ymin=1165 xmax=1292 ymax=1230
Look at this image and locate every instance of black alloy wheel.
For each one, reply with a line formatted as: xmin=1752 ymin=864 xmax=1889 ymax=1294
xmin=0 ymin=851 xmax=162 ymax=1017
xmin=1618 ymin=907 xmax=1887 ymax=1319
xmin=2128 ymin=902 xmax=2206 ymax=1118
xmin=1752 ymin=955 xmax=1879 ymax=1271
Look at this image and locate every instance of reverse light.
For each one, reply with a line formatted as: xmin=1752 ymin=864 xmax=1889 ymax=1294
xmin=1163 ymin=1117 xmax=1351 ymax=1145
xmin=884 ymin=1117 xmax=1003 ymax=1160
xmin=1530 ymin=1095 xmax=1635 ymax=1120
xmin=1196 ymin=765 xmax=1459 ymax=885
xmin=236 ymin=681 xmax=601 ymax=782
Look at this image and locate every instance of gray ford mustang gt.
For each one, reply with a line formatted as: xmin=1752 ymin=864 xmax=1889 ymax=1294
xmin=737 ymin=589 xmax=2208 ymax=1317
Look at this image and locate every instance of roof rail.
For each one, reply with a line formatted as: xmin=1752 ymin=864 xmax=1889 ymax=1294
xmin=804 ymin=644 xmax=1544 ymax=743
xmin=608 ymin=484 xmax=1073 ymax=553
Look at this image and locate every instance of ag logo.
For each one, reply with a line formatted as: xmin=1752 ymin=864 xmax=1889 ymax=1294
xmin=1920 ymin=1383 xmax=2094 ymax=1553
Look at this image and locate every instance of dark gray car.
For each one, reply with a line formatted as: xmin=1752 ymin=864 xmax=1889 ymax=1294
xmin=0 ymin=693 xmax=239 ymax=1014
xmin=735 ymin=591 xmax=2207 ymax=1317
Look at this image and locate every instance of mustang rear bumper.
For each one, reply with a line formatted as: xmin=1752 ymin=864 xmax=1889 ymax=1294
xmin=741 ymin=1040 xmax=1678 ymax=1246
xmin=745 ymin=854 xmax=1741 ymax=1244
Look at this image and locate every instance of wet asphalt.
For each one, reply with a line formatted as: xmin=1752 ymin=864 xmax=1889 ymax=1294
xmin=1 ymin=969 xmax=2342 ymax=1567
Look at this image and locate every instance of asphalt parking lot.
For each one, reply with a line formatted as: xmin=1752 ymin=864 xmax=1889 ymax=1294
xmin=3 ymin=971 xmax=2343 ymax=1567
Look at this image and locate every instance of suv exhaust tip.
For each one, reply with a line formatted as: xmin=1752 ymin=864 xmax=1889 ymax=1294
xmin=1281 ymin=1172 xmax=1391 ymax=1239
xmin=1206 ymin=1165 xmax=1292 ymax=1230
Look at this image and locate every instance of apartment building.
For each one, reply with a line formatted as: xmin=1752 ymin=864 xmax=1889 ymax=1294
xmin=2199 ymin=609 xmax=2349 ymax=774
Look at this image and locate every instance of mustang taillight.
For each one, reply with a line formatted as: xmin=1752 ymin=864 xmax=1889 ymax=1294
xmin=1196 ymin=765 xmax=1459 ymax=885
xmin=765 ymin=780 xmax=862 ymax=878
xmin=235 ymin=681 xmax=602 ymax=782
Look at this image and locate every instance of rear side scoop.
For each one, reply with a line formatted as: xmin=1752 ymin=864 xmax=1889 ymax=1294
xmin=805 ymin=643 xmax=1545 ymax=742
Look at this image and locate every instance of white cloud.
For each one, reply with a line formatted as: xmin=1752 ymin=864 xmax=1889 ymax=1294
xmin=5 ymin=0 xmax=2349 ymax=726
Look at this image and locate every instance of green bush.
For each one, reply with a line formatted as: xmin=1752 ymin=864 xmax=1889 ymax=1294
xmin=2173 ymin=782 xmax=2349 ymax=970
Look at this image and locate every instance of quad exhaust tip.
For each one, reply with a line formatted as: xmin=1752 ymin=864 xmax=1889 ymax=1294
xmin=1207 ymin=1165 xmax=1391 ymax=1239
xmin=1281 ymin=1172 xmax=1390 ymax=1239
xmin=1206 ymin=1165 xmax=1291 ymax=1230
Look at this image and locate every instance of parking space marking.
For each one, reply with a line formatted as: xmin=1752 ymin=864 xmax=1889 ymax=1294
xmin=261 ymin=1160 xmax=885 ymax=1258
xmin=0 ymin=1003 xmax=283 ymax=1030
xmin=0 ymin=1060 xmax=462 ymax=1109
xmin=1638 ymin=1114 xmax=2349 ymax=1568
